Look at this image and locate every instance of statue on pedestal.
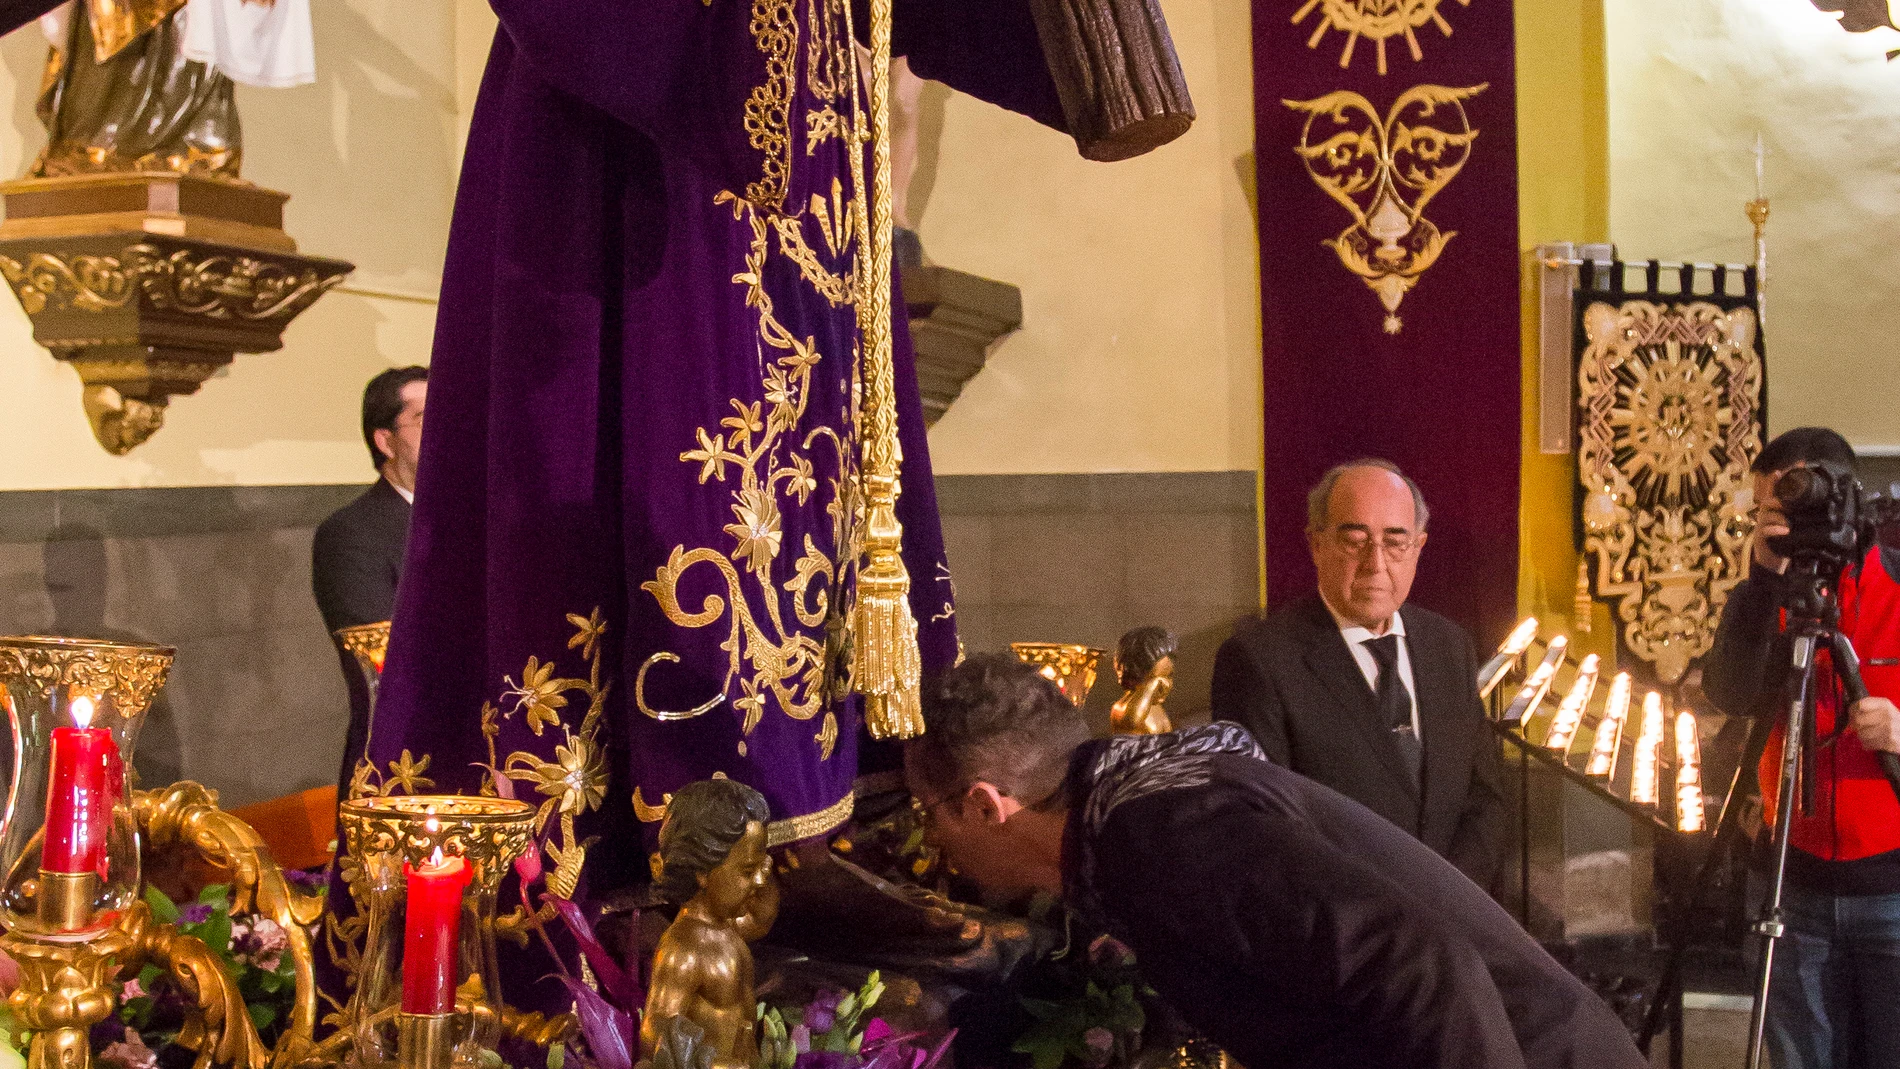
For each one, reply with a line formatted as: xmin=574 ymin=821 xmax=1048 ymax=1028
xmin=34 ymin=0 xmax=314 ymax=178
xmin=642 ymin=780 xmax=778 ymax=1069
xmin=1110 ymin=627 xmax=1176 ymax=735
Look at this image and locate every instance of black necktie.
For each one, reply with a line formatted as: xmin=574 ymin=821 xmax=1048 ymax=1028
xmin=1364 ymin=634 xmax=1422 ymax=787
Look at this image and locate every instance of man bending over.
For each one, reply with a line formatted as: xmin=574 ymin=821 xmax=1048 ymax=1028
xmin=905 ymin=654 xmax=1644 ymax=1069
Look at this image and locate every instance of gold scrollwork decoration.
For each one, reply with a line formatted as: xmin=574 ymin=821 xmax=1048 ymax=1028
xmin=1577 ymin=299 xmax=1762 ymax=685
xmin=122 ymin=245 xmax=344 ymax=321
xmin=134 ymin=781 xmax=326 ymax=1069
xmin=743 ymin=0 xmax=799 ymax=209
xmin=0 ymin=245 xmax=344 ymax=322
xmin=1283 ymin=83 xmax=1485 ymax=334
xmin=337 ymin=795 xmax=539 ymax=895
xmin=0 ymin=635 xmax=174 ymax=717
xmin=0 ymin=251 xmax=134 ymax=313
xmin=1292 ymin=0 xmax=1471 ymax=76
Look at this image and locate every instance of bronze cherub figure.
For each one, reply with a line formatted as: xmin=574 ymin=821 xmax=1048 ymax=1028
xmin=641 ymin=779 xmax=779 ymax=1069
xmin=1110 ymin=626 xmax=1176 ymax=735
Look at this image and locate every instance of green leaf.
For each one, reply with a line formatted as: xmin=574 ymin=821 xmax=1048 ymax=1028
xmin=143 ymin=886 xmax=178 ymax=924
xmin=544 ymin=1046 xmax=563 ymax=1069
xmin=248 ymin=1003 xmax=277 ymax=1032
xmin=197 ymin=884 xmax=231 ymax=908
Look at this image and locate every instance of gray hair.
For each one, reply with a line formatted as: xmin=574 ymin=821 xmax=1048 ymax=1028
xmin=1306 ymin=459 xmax=1430 ymax=533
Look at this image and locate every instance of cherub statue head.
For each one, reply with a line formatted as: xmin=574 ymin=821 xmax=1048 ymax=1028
xmin=655 ymin=779 xmax=773 ymax=920
xmin=1115 ymin=626 xmax=1177 ymax=689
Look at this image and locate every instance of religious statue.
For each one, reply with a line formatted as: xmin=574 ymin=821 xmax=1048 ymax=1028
xmin=1109 ymin=626 xmax=1176 ymax=735
xmin=33 ymin=0 xmax=313 ymax=178
xmin=642 ymin=780 xmax=778 ymax=1069
xmin=319 ymin=0 xmax=1193 ymax=1016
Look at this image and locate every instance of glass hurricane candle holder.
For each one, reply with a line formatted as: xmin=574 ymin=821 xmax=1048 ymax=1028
xmin=1010 ymin=643 xmax=1106 ymax=707
xmin=336 ymin=621 xmax=391 ymax=719
xmin=0 ymin=636 xmax=172 ymax=938
xmin=340 ymin=794 xmax=537 ymax=1069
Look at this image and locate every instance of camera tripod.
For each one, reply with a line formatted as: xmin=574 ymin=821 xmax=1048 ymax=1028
xmin=1636 ymin=558 xmax=1900 ymax=1069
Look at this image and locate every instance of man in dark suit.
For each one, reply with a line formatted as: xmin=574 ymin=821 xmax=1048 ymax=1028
xmin=312 ymin=365 xmax=427 ymax=784
xmin=1212 ymin=459 xmax=1507 ymax=891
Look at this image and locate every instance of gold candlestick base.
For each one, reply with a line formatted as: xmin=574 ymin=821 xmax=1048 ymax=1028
xmin=35 ymin=869 xmax=99 ymax=932
xmin=398 ymin=1012 xmax=459 ymax=1069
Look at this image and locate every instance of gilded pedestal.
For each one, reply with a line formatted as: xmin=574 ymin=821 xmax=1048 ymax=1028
xmin=0 ymin=173 xmax=353 ymax=454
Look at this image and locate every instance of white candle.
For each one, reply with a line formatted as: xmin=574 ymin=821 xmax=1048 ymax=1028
xmin=1754 ymin=133 xmax=1765 ymax=200
xmin=1631 ymin=692 xmax=1666 ymax=806
xmin=1586 ymin=672 xmax=1634 ymax=779
xmin=1676 ymin=711 xmax=1705 ymax=833
xmin=1544 ymin=654 xmax=1600 ymax=755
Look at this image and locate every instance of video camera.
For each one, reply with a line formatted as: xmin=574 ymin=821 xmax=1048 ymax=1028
xmin=1765 ymin=460 xmax=1898 ymax=575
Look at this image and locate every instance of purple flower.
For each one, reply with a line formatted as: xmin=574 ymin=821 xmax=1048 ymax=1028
xmin=284 ymin=867 xmax=329 ymax=892
xmin=790 ymin=1026 xmax=811 ymax=1055
xmin=120 ymin=978 xmax=146 ymax=1002
xmin=1088 ymin=935 xmax=1136 ymax=968
xmin=98 ymin=1029 xmax=157 ymax=1069
xmin=793 ymin=1053 xmax=855 ymax=1069
xmin=1081 ymin=1027 xmax=1115 ymax=1068
xmin=178 ymin=903 xmax=214 ymax=925
xmin=805 ymin=988 xmax=844 ymax=1034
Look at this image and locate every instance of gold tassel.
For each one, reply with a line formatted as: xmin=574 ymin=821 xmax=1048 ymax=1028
xmin=845 ymin=0 xmax=925 ymax=739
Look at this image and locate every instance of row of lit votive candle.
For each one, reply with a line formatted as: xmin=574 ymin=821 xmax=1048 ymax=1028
xmin=1492 ymin=619 xmax=1706 ymax=834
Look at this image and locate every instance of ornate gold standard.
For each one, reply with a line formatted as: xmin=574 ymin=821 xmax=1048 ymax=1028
xmin=1576 ymin=300 xmax=1763 ymax=684
xmin=1283 ymin=83 xmax=1485 ymax=334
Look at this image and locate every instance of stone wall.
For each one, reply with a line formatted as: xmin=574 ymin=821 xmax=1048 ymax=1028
xmin=0 ymin=472 xmax=1263 ymax=806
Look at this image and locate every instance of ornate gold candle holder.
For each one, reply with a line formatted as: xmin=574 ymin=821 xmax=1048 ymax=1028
xmin=1009 ymin=643 xmax=1106 ymax=707
xmin=338 ymin=795 xmax=539 ymax=1069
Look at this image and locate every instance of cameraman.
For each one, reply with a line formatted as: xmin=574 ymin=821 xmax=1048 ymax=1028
xmin=1704 ymin=427 xmax=1900 ymax=1069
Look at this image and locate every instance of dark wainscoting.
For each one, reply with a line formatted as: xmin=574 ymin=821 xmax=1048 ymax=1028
xmin=0 ymin=473 xmax=1263 ymax=806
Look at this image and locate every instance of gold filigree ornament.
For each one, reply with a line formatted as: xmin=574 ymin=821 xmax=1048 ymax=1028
xmin=1283 ymin=83 xmax=1485 ymax=334
xmin=1292 ymin=0 xmax=1471 ymax=76
xmin=1577 ymin=299 xmax=1763 ymax=685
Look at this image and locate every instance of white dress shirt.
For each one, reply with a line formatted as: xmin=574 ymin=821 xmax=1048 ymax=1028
xmin=1322 ymin=600 xmax=1421 ymax=739
xmin=393 ymin=482 xmax=415 ymax=504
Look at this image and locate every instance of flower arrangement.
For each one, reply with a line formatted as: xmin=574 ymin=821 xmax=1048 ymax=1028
xmin=1010 ymin=935 xmax=1149 ymax=1069
xmin=97 ymin=884 xmax=300 ymax=1069
xmin=757 ymin=974 xmax=953 ymax=1069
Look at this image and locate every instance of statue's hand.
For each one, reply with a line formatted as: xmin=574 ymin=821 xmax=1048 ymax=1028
xmin=733 ymin=875 xmax=780 ymax=942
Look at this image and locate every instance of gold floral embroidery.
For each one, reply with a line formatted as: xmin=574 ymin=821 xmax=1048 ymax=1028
xmin=806 ymin=0 xmax=852 ymax=102
xmin=807 ymin=107 xmax=847 ymax=154
xmin=639 ymin=192 xmax=860 ymax=745
xmin=744 ymin=0 xmax=799 ymax=208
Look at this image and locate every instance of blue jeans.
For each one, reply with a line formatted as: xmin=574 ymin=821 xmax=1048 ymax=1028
xmin=1751 ymin=879 xmax=1900 ymax=1069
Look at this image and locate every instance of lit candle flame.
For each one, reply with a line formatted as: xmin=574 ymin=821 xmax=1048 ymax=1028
xmin=427 ymin=846 xmax=446 ymax=869
xmin=1630 ymin=692 xmax=1666 ymax=806
xmin=1676 ymin=711 xmax=1705 ymax=833
xmin=70 ymin=695 xmax=94 ymax=730
xmin=1586 ymin=673 xmax=1633 ymax=778
xmin=1543 ymin=654 xmax=1600 ymax=754
xmin=1503 ymin=636 xmax=1568 ymax=725
xmin=1478 ymin=618 xmax=1541 ymax=699
xmin=1502 ymin=617 xmax=1540 ymax=656
xmin=424 ymin=816 xmax=440 ymax=835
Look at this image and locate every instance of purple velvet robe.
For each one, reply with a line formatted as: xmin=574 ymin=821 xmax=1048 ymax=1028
xmin=356 ymin=0 xmax=1065 ymax=882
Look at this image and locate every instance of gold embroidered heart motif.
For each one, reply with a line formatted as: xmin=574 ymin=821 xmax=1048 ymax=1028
xmin=1283 ymin=83 xmax=1486 ymax=334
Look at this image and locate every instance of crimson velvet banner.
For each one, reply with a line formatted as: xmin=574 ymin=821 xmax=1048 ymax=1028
xmin=1253 ymin=0 xmax=1522 ymax=643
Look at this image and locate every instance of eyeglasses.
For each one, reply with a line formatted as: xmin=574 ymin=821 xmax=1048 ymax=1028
xmin=1325 ymin=525 xmax=1422 ymax=560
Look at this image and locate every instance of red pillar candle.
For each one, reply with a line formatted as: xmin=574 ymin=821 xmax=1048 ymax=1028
xmin=401 ymin=850 xmax=471 ymax=1015
xmin=43 ymin=697 xmax=117 ymax=875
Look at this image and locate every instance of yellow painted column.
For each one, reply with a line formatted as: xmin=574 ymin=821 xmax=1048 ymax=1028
xmin=1514 ymin=0 xmax=1614 ymax=657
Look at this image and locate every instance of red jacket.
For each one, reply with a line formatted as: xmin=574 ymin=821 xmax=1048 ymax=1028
xmin=1756 ymin=547 xmax=1900 ymax=861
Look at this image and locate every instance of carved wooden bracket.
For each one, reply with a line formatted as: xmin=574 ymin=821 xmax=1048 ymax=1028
xmin=900 ymin=263 xmax=1022 ymax=427
xmin=0 ymin=172 xmax=353 ymax=454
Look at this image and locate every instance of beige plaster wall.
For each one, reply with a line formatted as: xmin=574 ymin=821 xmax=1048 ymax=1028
xmin=917 ymin=0 xmax=1262 ymax=474
xmin=1605 ymin=0 xmax=1900 ymax=452
xmin=0 ymin=0 xmax=462 ymax=490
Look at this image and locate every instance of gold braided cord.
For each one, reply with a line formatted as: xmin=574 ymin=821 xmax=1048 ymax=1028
xmin=843 ymin=0 xmax=924 ymax=739
xmin=765 ymin=790 xmax=856 ymax=847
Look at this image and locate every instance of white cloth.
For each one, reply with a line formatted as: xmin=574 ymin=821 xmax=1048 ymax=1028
xmin=1322 ymin=600 xmax=1421 ymax=740
xmin=39 ymin=1 xmax=72 ymax=49
xmin=178 ymin=0 xmax=315 ymax=89
xmin=393 ymin=482 xmax=414 ymax=505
